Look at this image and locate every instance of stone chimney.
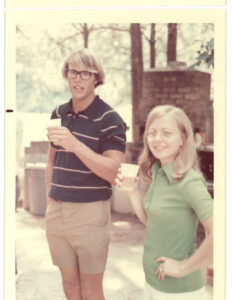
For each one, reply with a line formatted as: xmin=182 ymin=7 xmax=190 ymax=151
xmin=126 ymin=66 xmax=213 ymax=163
xmin=136 ymin=67 xmax=213 ymax=144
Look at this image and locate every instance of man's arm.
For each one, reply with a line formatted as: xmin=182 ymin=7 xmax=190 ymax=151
xmin=47 ymin=126 xmax=125 ymax=184
xmin=45 ymin=144 xmax=56 ymax=204
xmin=74 ymin=145 xmax=125 ymax=185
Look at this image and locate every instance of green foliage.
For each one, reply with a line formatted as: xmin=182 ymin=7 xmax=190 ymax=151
xmin=16 ymin=23 xmax=214 ymax=112
xmin=189 ymin=38 xmax=214 ymax=70
xmin=16 ymin=23 xmax=131 ymax=112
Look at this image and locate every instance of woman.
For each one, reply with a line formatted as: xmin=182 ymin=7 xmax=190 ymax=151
xmin=116 ymin=105 xmax=213 ymax=300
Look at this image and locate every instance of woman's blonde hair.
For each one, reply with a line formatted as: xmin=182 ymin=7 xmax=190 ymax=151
xmin=62 ymin=49 xmax=105 ymax=87
xmin=139 ymin=105 xmax=201 ymax=182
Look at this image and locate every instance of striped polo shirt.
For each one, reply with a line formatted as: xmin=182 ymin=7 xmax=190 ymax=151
xmin=48 ymin=95 xmax=127 ymax=203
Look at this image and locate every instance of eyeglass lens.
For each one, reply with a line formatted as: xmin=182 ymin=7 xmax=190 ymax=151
xmin=67 ymin=70 xmax=91 ymax=80
xmin=147 ymin=130 xmax=173 ymax=139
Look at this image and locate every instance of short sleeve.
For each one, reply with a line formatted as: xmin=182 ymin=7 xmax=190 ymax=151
xmin=50 ymin=107 xmax=60 ymax=148
xmin=184 ymin=175 xmax=213 ymax=222
xmin=99 ymin=111 xmax=127 ymax=153
xmin=51 ymin=107 xmax=60 ymax=120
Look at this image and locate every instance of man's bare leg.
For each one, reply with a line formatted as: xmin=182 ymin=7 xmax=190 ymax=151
xmin=80 ymin=272 xmax=105 ymax=300
xmin=59 ymin=266 xmax=82 ymax=300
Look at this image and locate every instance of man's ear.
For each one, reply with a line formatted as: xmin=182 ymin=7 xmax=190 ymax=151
xmin=94 ymin=74 xmax=98 ymax=86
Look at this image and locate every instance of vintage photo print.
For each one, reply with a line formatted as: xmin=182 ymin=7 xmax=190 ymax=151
xmin=4 ymin=8 xmax=225 ymax=300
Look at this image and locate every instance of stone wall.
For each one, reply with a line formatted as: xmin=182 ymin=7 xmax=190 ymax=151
xmin=134 ymin=69 xmax=213 ymax=144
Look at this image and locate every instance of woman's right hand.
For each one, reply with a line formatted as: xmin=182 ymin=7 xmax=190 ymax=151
xmin=115 ymin=167 xmax=139 ymax=194
xmin=115 ymin=167 xmax=147 ymax=225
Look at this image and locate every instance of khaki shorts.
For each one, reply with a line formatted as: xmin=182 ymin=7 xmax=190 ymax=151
xmin=45 ymin=199 xmax=111 ymax=274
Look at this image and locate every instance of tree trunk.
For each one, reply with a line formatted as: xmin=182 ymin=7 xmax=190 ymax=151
xmin=167 ymin=23 xmax=177 ymax=64
xmin=150 ymin=23 xmax=156 ymax=68
xmin=130 ymin=23 xmax=143 ymax=142
xmin=83 ymin=23 xmax=89 ymax=48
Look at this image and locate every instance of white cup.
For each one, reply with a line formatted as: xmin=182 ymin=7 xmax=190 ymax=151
xmin=46 ymin=118 xmax=61 ymax=142
xmin=47 ymin=118 xmax=61 ymax=128
xmin=120 ymin=163 xmax=139 ymax=191
xmin=121 ymin=163 xmax=139 ymax=177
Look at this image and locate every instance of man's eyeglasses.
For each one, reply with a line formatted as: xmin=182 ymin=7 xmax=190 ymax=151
xmin=67 ymin=69 xmax=94 ymax=80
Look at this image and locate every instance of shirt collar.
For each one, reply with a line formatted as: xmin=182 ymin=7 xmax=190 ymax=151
xmin=63 ymin=99 xmax=74 ymax=115
xmin=162 ymin=162 xmax=175 ymax=184
xmin=152 ymin=161 xmax=174 ymax=184
xmin=81 ymin=95 xmax=100 ymax=120
xmin=62 ymin=95 xmax=100 ymax=120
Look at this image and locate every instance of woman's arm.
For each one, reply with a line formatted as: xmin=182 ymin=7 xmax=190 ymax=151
xmin=156 ymin=215 xmax=213 ymax=280
xmin=128 ymin=186 xmax=147 ymax=225
xmin=180 ymin=215 xmax=213 ymax=275
xmin=116 ymin=173 xmax=148 ymax=225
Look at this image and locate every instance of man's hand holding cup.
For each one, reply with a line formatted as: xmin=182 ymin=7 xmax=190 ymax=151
xmin=47 ymin=119 xmax=80 ymax=152
xmin=46 ymin=118 xmax=62 ymax=144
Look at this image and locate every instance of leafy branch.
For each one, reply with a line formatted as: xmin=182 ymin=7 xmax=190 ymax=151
xmin=189 ymin=38 xmax=214 ymax=69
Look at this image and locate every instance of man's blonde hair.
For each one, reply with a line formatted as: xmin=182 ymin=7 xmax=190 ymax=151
xmin=139 ymin=105 xmax=201 ymax=182
xmin=62 ymin=49 xmax=105 ymax=87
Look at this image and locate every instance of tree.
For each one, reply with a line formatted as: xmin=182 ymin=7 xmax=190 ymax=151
xmin=167 ymin=23 xmax=177 ymax=64
xmin=142 ymin=23 xmax=156 ymax=68
xmin=130 ymin=23 xmax=143 ymax=141
xmin=16 ymin=23 xmax=214 ymax=114
xmin=189 ymin=38 xmax=214 ymax=69
xmin=149 ymin=24 xmax=156 ymax=68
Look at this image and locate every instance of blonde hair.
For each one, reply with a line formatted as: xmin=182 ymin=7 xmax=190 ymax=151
xmin=62 ymin=49 xmax=105 ymax=87
xmin=139 ymin=105 xmax=201 ymax=182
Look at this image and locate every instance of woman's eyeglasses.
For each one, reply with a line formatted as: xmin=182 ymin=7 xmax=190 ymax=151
xmin=146 ymin=129 xmax=174 ymax=140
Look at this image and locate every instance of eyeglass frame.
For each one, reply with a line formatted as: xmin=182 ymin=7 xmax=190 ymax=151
xmin=146 ymin=129 xmax=175 ymax=140
xmin=66 ymin=69 xmax=96 ymax=80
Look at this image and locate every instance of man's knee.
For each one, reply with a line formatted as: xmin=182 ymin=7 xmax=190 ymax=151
xmin=81 ymin=288 xmax=104 ymax=300
xmin=81 ymin=289 xmax=93 ymax=300
xmin=62 ymin=279 xmax=80 ymax=296
xmin=59 ymin=266 xmax=81 ymax=299
xmin=80 ymin=273 xmax=105 ymax=300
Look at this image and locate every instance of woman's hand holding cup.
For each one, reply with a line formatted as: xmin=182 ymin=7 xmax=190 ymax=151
xmin=115 ymin=163 xmax=139 ymax=194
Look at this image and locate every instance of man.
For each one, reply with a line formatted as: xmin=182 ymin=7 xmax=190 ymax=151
xmin=46 ymin=49 xmax=126 ymax=300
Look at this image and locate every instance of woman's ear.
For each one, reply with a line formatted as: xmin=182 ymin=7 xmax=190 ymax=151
xmin=180 ymin=133 xmax=185 ymax=148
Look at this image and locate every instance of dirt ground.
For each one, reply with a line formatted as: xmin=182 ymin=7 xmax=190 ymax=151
xmin=15 ymin=208 xmax=213 ymax=300
xmin=15 ymin=208 xmax=146 ymax=300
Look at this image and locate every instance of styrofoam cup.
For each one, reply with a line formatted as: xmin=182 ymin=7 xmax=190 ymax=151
xmin=119 ymin=163 xmax=139 ymax=191
xmin=47 ymin=118 xmax=61 ymax=127
xmin=46 ymin=118 xmax=61 ymax=142
xmin=120 ymin=163 xmax=139 ymax=178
